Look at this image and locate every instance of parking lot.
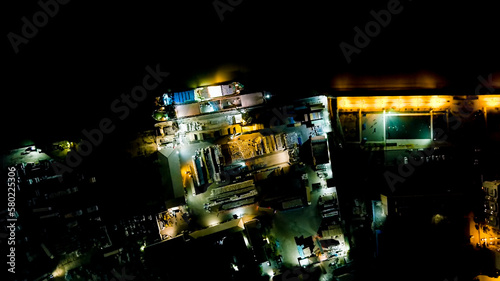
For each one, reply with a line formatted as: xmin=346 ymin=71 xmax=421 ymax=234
xmin=157 ymin=205 xmax=190 ymax=240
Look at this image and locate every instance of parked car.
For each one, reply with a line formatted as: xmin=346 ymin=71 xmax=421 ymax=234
xmin=64 ymin=210 xmax=83 ymax=218
xmin=86 ymin=205 xmax=99 ymax=213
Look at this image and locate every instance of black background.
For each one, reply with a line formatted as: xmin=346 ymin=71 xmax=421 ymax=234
xmin=3 ymin=2 xmax=500 ymax=280
xmin=3 ymin=0 xmax=500 ymax=147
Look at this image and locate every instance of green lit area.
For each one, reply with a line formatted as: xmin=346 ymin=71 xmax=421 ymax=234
xmin=385 ymin=114 xmax=431 ymax=140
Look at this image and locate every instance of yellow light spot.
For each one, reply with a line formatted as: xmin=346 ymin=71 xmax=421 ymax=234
xmin=430 ymin=97 xmax=446 ymax=108
xmin=376 ymin=98 xmax=387 ymax=108
xmin=411 ymin=97 xmax=423 ymax=108
xmin=338 ymin=98 xmax=350 ymax=108
xmin=207 ymin=86 xmax=222 ymax=97
xmin=360 ymin=99 xmax=367 ymax=109
xmin=485 ymin=97 xmax=500 ymax=107
xmin=394 ymin=98 xmax=404 ymax=109
xmin=52 ymin=267 xmax=65 ymax=278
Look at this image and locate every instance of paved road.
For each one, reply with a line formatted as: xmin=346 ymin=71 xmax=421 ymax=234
xmin=244 ymin=150 xmax=289 ymax=170
xmin=3 ymin=147 xmax=52 ymax=168
xmin=183 ymin=145 xmax=334 ymax=268
xmin=269 ymin=167 xmax=326 ymax=267
xmin=179 ymin=141 xmax=290 ymax=229
xmin=184 ymin=173 xmax=260 ymax=228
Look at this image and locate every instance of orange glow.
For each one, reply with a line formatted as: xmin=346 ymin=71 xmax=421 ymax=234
xmin=484 ymin=97 xmax=500 ymax=107
xmin=394 ymin=98 xmax=405 ymax=109
xmin=187 ymin=64 xmax=248 ymax=88
xmin=241 ymin=124 xmax=264 ymax=133
xmin=375 ymin=98 xmax=387 ymax=108
xmin=181 ymin=165 xmax=193 ymax=187
xmin=411 ymin=97 xmax=423 ymax=108
xmin=430 ymin=96 xmax=446 ymax=108
xmin=331 ymin=72 xmax=446 ymax=91
xmin=338 ymin=98 xmax=352 ymax=109
xmin=475 ymin=275 xmax=500 ymax=281
xmin=337 ymin=95 xmax=452 ymax=111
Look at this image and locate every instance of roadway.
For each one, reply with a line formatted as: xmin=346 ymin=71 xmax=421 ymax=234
xmin=183 ymin=171 xmax=261 ymax=228
xmin=268 ymin=166 xmax=326 ymax=267
xmin=178 ymin=139 xmax=290 ymax=229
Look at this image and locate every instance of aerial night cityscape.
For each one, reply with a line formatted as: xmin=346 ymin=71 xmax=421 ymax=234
xmin=3 ymin=1 xmax=500 ymax=281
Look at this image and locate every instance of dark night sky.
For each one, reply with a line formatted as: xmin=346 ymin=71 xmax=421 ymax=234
xmin=3 ymin=0 xmax=500 ymax=148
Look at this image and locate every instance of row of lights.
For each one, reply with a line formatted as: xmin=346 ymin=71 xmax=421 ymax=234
xmin=338 ymin=95 xmax=500 ymax=110
xmin=484 ymin=97 xmax=500 ymax=107
xmin=338 ymin=96 xmax=449 ymax=110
